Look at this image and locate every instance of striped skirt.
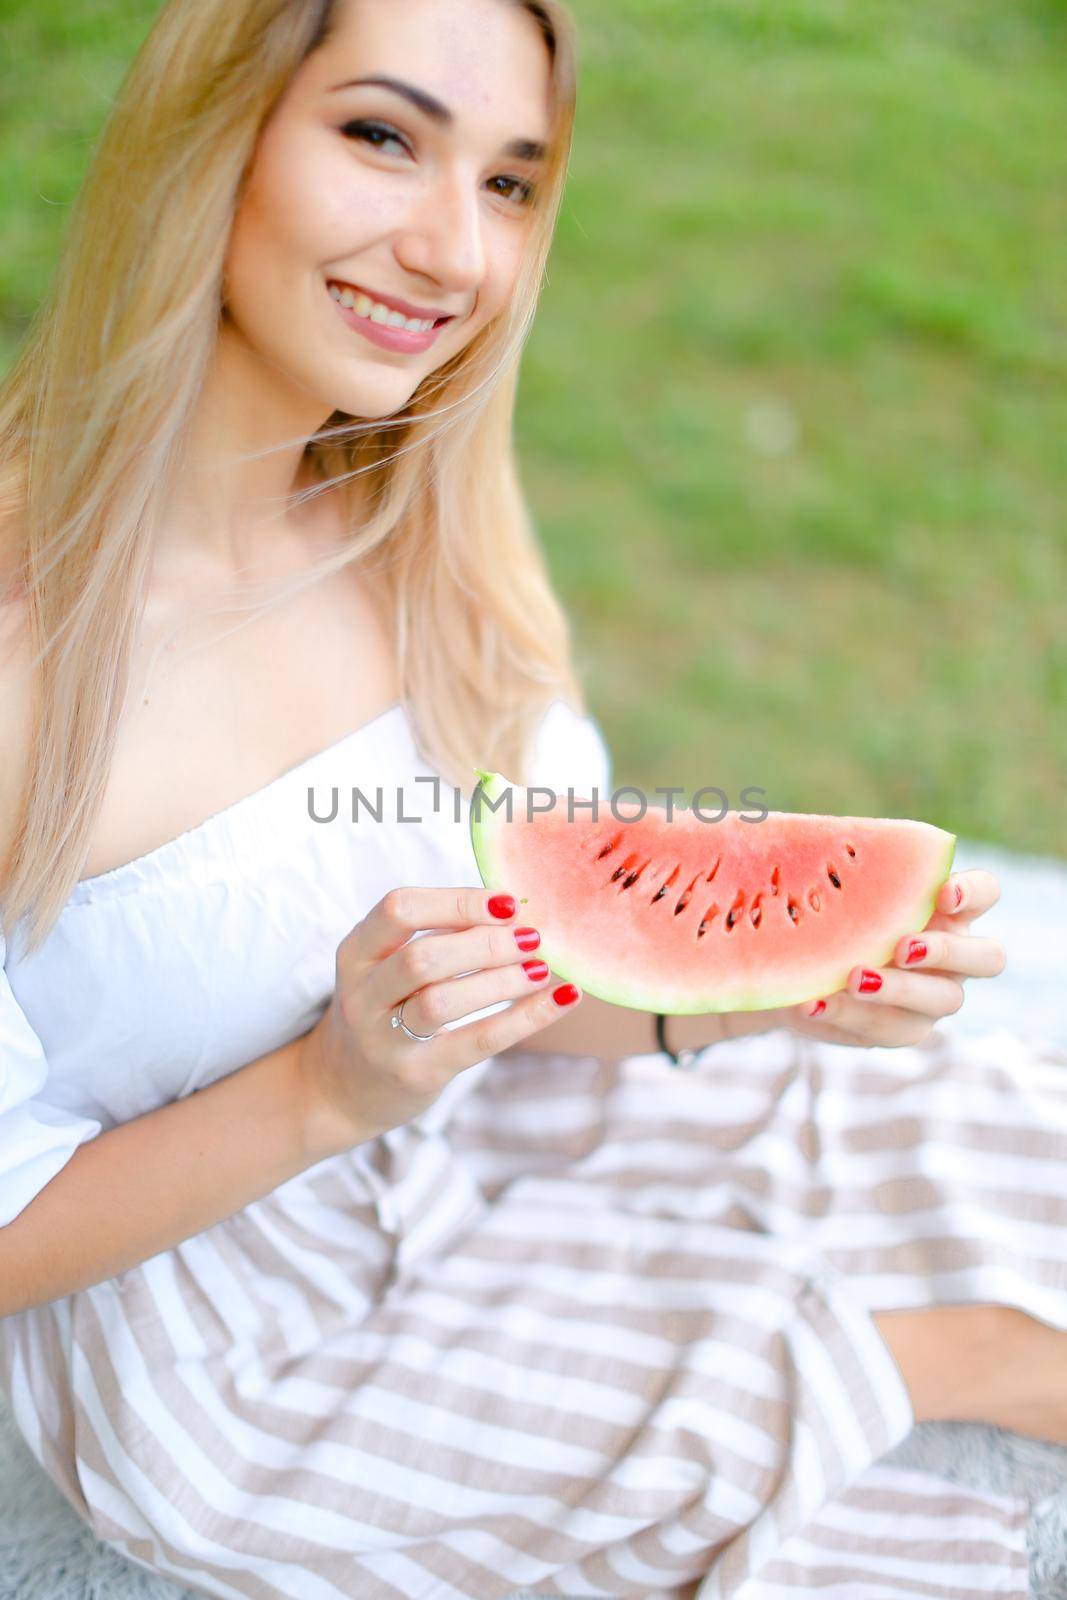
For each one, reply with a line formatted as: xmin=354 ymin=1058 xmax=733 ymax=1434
xmin=4 ymin=1021 xmax=1067 ymax=1599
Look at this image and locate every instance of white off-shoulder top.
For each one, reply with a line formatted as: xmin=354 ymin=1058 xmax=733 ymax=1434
xmin=0 ymin=697 xmax=613 ymax=1230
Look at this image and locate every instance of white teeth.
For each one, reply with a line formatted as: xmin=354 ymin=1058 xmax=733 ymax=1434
xmin=329 ymin=283 xmax=436 ymax=335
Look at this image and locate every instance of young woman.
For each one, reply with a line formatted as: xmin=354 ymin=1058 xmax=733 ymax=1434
xmin=0 ymin=1 xmax=1065 ymax=1596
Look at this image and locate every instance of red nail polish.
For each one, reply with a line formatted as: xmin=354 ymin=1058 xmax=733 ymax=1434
xmin=809 ymin=999 xmax=827 ymax=1016
xmin=552 ymin=983 xmax=580 ymax=1006
xmin=514 ymin=926 xmax=540 ymax=951
xmin=954 ymin=883 xmax=963 ymax=908
xmin=487 ymin=894 xmax=516 ymax=919
xmin=858 ymin=970 xmax=883 ymax=993
xmin=523 ymin=960 xmax=549 ymax=981
xmin=905 ymin=940 xmax=927 ymax=965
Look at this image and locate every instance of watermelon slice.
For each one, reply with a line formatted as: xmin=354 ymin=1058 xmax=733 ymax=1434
xmin=469 ymin=770 xmax=956 ymax=1013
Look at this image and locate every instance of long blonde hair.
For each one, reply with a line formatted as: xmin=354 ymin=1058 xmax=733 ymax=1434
xmin=0 ymin=0 xmax=586 ymax=957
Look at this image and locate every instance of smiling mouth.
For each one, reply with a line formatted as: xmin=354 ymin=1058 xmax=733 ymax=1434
xmin=326 ymin=280 xmax=453 ymax=334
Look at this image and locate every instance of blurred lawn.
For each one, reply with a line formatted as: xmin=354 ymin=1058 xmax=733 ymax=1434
xmin=2 ymin=0 xmax=1064 ymax=855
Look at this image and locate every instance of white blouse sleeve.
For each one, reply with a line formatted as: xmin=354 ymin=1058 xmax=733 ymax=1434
xmin=527 ymin=696 xmax=613 ymax=795
xmin=0 ymin=927 xmax=103 ymax=1229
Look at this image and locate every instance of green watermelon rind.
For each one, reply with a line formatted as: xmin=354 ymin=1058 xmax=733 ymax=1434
xmin=469 ymin=768 xmax=957 ymax=1014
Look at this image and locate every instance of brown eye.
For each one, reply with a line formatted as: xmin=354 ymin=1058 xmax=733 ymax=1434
xmin=488 ymin=175 xmax=535 ymax=206
xmin=341 ymin=119 xmax=410 ymax=158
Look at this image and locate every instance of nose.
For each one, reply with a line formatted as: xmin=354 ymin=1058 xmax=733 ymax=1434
xmin=392 ymin=165 xmax=487 ymax=301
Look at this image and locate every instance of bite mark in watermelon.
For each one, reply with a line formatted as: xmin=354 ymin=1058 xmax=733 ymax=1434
xmin=469 ymin=769 xmax=956 ymax=1014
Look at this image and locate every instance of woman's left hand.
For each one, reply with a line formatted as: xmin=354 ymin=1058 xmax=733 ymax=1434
xmin=787 ymin=868 xmax=1007 ymax=1048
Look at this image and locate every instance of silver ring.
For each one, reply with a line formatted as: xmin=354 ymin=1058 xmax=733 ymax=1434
xmin=389 ymin=996 xmax=438 ymax=1043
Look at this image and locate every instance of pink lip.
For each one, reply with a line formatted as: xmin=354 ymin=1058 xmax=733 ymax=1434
xmin=326 ymin=281 xmax=452 ymax=355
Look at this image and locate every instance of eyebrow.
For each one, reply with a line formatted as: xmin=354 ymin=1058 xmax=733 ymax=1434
xmin=328 ymin=75 xmax=547 ymax=162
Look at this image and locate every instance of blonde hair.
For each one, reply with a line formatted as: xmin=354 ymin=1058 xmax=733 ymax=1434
xmin=0 ymin=0 xmax=588 ymax=957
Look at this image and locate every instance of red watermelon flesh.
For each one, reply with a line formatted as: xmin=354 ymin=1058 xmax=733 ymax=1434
xmin=469 ymin=770 xmax=956 ymax=1013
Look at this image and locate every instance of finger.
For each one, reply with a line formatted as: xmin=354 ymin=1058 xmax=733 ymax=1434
xmin=793 ymin=1012 xmax=884 ymax=1048
xmin=841 ymin=964 xmax=965 ymax=1018
xmin=346 ymin=886 xmax=520 ymax=970
xmin=419 ymin=979 xmax=584 ymax=1077
xmin=390 ymin=957 xmax=554 ymax=1039
xmin=892 ymin=931 xmax=1007 ymax=980
xmin=796 ymin=996 xmax=936 ymax=1048
xmin=371 ymin=920 xmax=542 ymax=1012
xmin=934 ymin=869 xmax=1001 ymax=923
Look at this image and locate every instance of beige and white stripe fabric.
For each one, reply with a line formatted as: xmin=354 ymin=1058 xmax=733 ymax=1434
xmin=2 ymin=1020 xmax=1065 ymax=1599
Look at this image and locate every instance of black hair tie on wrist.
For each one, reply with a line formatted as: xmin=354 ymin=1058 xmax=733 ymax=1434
xmin=655 ymin=1012 xmax=700 ymax=1071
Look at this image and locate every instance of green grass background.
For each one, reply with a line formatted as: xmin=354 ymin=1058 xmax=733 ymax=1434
xmin=2 ymin=0 xmax=1064 ymax=855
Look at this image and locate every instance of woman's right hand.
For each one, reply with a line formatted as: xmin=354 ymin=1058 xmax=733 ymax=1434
xmin=296 ymin=887 xmax=583 ymax=1157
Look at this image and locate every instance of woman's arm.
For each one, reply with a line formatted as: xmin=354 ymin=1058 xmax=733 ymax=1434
xmin=0 ymin=1032 xmax=355 ymax=1318
xmin=504 ymin=992 xmax=787 ymax=1062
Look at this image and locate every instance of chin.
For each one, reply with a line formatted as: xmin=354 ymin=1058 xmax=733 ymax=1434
xmin=332 ymin=382 xmax=423 ymax=422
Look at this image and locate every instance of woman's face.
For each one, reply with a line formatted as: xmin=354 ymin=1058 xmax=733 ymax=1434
xmin=222 ymin=0 xmax=553 ymax=422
